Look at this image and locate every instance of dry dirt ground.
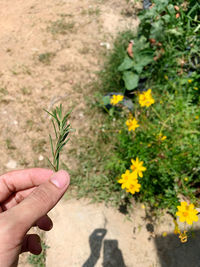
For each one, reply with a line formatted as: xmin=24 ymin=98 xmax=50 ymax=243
xmin=1 ymin=0 xmax=200 ymax=267
xmin=0 ymin=0 xmax=139 ymax=172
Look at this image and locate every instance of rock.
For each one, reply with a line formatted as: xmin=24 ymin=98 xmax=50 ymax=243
xmin=6 ymin=159 xmax=17 ymax=169
xmin=38 ymin=155 xmax=44 ymax=161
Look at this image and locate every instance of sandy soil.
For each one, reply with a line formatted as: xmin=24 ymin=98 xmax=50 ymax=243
xmin=0 ymin=0 xmax=139 ymax=173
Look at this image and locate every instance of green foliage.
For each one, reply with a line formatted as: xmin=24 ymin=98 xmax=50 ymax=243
xmin=92 ymin=0 xmax=200 ymax=213
xmin=117 ymin=0 xmax=200 ymax=92
xmin=98 ymin=30 xmax=135 ymax=94
xmin=47 ymin=19 xmax=75 ymax=35
xmin=107 ymin=89 xmax=200 ymax=213
xmin=38 ymin=52 xmax=56 ymax=65
xmin=45 ymin=104 xmax=72 ymax=172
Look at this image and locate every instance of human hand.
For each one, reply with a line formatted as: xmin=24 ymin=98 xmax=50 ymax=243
xmin=0 ymin=168 xmax=70 ymax=267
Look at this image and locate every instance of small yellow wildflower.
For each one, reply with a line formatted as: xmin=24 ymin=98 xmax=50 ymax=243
xmin=162 ymin=232 xmax=167 ymax=237
xmin=147 ymin=143 xmax=152 ymax=147
xmin=164 ymin=75 xmax=168 ymax=80
xmin=160 ymin=100 xmax=163 ymax=104
xmin=195 ymin=115 xmax=199 ymax=120
xmin=176 ymin=201 xmax=199 ymax=225
xmin=194 ymin=87 xmax=198 ymax=90
xmin=126 ymin=118 xmax=140 ymax=132
xmin=118 ymin=170 xmax=137 ymax=190
xmin=141 ymin=204 xmax=145 ymax=209
xmin=130 ymin=157 xmax=146 ymax=178
xmin=184 ymin=177 xmax=188 ymax=182
xmin=139 ymin=89 xmax=155 ymax=108
xmin=110 ymin=94 xmax=124 ymax=105
xmin=126 ymin=180 xmax=141 ymax=195
xmin=157 ymin=133 xmax=167 ymax=141
xmin=179 ymin=230 xmax=188 ymax=243
xmin=188 ymin=79 xmax=192 ymax=83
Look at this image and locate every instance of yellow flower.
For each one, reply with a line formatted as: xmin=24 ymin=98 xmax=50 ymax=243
xmin=110 ymin=95 xmax=124 ymax=105
xmin=164 ymin=75 xmax=168 ymax=80
xmin=194 ymin=87 xmax=198 ymax=90
xmin=162 ymin=232 xmax=167 ymax=237
xmin=195 ymin=115 xmax=199 ymax=120
xmin=179 ymin=230 xmax=187 ymax=243
xmin=118 ymin=170 xmax=137 ymax=189
xmin=147 ymin=143 xmax=152 ymax=147
xmin=139 ymin=89 xmax=155 ymax=108
xmin=176 ymin=201 xmax=199 ymax=225
xmin=126 ymin=179 xmax=141 ymax=195
xmin=157 ymin=133 xmax=167 ymax=141
xmin=184 ymin=177 xmax=188 ymax=182
xmin=188 ymin=79 xmax=192 ymax=83
xmin=126 ymin=118 xmax=139 ymax=132
xmin=130 ymin=157 xmax=146 ymax=178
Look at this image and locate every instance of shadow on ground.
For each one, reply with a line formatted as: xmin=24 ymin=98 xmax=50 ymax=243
xmin=155 ymin=229 xmax=200 ymax=267
xmin=82 ymin=228 xmax=126 ymax=267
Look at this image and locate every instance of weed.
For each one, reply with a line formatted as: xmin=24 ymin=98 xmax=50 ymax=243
xmin=6 ymin=138 xmax=16 ymax=150
xmin=32 ymin=139 xmax=47 ymax=154
xmin=98 ymin=30 xmax=135 ymax=94
xmin=92 ymin=0 xmax=200 ymax=214
xmin=81 ymin=7 xmax=101 ymax=16
xmin=21 ymin=87 xmax=31 ymax=95
xmin=0 ymin=88 xmax=8 ymax=95
xmin=79 ymin=46 xmax=90 ymax=55
xmin=47 ymin=19 xmax=75 ymax=35
xmin=38 ymin=52 xmax=56 ymax=65
xmin=26 ymin=119 xmax=34 ymax=130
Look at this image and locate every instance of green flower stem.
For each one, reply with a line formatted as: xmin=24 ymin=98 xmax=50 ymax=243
xmin=45 ymin=104 xmax=72 ymax=172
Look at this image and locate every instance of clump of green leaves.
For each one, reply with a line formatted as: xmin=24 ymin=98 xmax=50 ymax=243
xmin=107 ymin=0 xmax=200 ymax=94
xmin=45 ymin=104 xmax=71 ymax=172
xmin=91 ymin=0 xmax=200 ymax=213
xmin=38 ymin=52 xmax=56 ymax=65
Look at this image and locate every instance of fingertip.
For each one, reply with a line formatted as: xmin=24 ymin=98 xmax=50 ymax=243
xmin=50 ymin=170 xmax=70 ymax=189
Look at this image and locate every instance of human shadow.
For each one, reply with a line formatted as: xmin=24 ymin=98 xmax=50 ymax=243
xmin=103 ymin=240 xmax=126 ymax=267
xmin=82 ymin=228 xmax=126 ymax=267
xmin=82 ymin=229 xmax=107 ymax=267
xmin=154 ymin=229 xmax=200 ymax=267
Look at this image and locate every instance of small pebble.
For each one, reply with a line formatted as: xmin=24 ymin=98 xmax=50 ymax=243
xmin=6 ymin=159 xmax=17 ymax=169
xmin=38 ymin=155 xmax=44 ymax=161
xmin=100 ymin=42 xmax=111 ymax=50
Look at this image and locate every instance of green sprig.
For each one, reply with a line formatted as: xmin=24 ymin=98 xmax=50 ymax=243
xmin=45 ymin=104 xmax=72 ymax=172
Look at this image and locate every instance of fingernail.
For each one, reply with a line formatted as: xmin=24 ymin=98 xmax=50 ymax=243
xmin=50 ymin=170 xmax=69 ymax=189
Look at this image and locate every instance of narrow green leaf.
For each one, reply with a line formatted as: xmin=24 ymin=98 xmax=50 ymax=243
xmin=52 ymin=120 xmax=58 ymax=139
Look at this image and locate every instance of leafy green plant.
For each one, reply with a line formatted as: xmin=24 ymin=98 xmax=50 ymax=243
xmin=38 ymin=52 xmax=56 ymax=65
xmin=116 ymin=0 xmax=200 ymax=93
xmin=118 ymin=36 xmax=154 ymax=90
xmin=45 ymin=104 xmax=72 ymax=172
xmin=90 ymin=0 xmax=200 ymax=215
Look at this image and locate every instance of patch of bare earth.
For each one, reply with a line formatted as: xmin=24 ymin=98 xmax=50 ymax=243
xmin=0 ymin=0 xmax=139 ymax=173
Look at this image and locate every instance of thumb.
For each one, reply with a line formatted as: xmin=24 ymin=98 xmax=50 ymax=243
xmin=5 ymin=170 xmax=70 ymax=236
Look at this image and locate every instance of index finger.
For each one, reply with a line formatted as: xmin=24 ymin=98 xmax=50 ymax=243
xmin=0 ymin=168 xmax=53 ymax=203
